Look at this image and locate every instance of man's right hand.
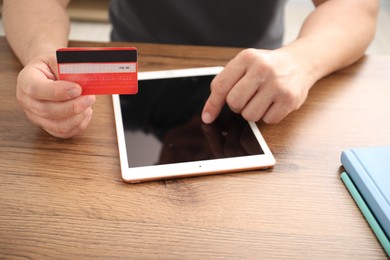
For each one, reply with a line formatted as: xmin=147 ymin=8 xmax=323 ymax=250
xmin=16 ymin=56 xmax=96 ymax=138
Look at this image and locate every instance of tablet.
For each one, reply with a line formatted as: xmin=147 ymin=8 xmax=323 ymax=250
xmin=112 ymin=66 xmax=275 ymax=183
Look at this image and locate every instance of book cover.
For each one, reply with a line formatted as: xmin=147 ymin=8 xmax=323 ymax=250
xmin=341 ymin=146 xmax=390 ymax=256
xmin=341 ymin=172 xmax=390 ymax=256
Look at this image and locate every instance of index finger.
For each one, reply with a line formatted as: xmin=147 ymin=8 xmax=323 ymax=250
xmin=202 ymin=62 xmax=245 ymax=124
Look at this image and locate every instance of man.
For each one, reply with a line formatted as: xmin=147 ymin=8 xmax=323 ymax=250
xmin=2 ymin=0 xmax=378 ymax=138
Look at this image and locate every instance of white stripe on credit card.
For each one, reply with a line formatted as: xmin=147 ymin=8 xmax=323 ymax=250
xmin=59 ymin=63 xmax=137 ymax=74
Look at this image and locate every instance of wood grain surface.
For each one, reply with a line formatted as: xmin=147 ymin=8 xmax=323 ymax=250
xmin=0 ymin=36 xmax=389 ymax=259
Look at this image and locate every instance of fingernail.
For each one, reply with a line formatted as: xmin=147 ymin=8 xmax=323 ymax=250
xmin=68 ymin=88 xmax=82 ymax=98
xmin=83 ymin=108 xmax=93 ymax=119
xmin=84 ymin=95 xmax=96 ymax=107
xmin=202 ymin=112 xmax=213 ymax=124
xmin=87 ymin=109 xmax=93 ymax=121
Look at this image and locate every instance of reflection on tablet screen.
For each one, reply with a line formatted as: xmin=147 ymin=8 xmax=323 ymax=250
xmin=119 ymin=75 xmax=264 ymax=168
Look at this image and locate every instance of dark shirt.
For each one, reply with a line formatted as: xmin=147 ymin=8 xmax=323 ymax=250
xmin=109 ymin=0 xmax=287 ymax=49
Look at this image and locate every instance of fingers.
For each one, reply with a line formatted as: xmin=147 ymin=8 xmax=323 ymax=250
xmin=202 ymin=48 xmax=269 ymax=124
xmin=202 ymin=48 xmax=309 ymax=125
xmin=226 ymin=68 xmax=271 ymax=119
xmin=237 ymin=78 xmax=302 ymax=124
xmin=18 ymin=65 xmax=82 ymax=101
xmin=17 ymin=60 xmax=96 ymax=138
xmin=202 ymin=55 xmax=246 ymax=124
xmin=21 ymin=94 xmax=96 ymax=120
xmin=23 ymin=96 xmax=96 ymax=138
xmin=26 ymin=107 xmax=94 ymax=139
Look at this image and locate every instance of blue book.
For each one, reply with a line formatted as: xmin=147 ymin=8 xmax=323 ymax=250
xmin=341 ymin=146 xmax=390 ymax=256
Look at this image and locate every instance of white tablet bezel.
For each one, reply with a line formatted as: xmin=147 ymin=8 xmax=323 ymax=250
xmin=112 ymin=66 xmax=275 ymax=183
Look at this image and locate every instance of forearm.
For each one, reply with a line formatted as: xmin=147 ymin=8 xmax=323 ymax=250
xmin=281 ymin=0 xmax=378 ymax=85
xmin=3 ymin=0 xmax=71 ymax=65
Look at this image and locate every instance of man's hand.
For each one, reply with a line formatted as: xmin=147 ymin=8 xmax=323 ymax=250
xmin=202 ymin=48 xmax=314 ymax=124
xmin=17 ymin=56 xmax=96 ymax=138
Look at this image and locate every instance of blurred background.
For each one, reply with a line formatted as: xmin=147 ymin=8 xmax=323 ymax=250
xmin=0 ymin=0 xmax=389 ymax=54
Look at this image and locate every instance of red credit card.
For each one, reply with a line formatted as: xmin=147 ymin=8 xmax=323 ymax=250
xmin=56 ymin=47 xmax=138 ymax=95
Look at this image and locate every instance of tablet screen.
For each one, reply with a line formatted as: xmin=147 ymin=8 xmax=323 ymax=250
xmin=119 ymin=74 xmax=264 ymax=168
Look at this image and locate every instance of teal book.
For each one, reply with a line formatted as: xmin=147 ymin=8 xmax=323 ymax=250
xmin=341 ymin=146 xmax=390 ymax=257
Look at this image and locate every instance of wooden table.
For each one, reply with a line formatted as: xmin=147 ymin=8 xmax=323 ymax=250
xmin=0 ymin=36 xmax=389 ymax=259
